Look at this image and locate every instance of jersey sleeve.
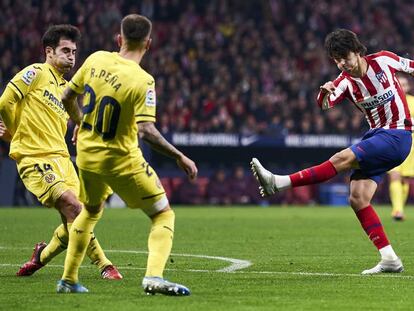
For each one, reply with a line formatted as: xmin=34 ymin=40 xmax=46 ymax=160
xmin=0 ymin=66 xmax=42 ymax=133
xmin=7 ymin=66 xmax=42 ymax=100
xmin=135 ymin=77 xmax=157 ymax=123
xmin=316 ymin=75 xmax=349 ymax=110
xmin=377 ymin=50 xmax=414 ymax=74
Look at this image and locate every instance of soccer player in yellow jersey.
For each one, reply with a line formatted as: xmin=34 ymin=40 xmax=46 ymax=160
xmin=0 ymin=25 xmax=121 ymax=280
xmin=58 ymin=14 xmax=198 ymax=295
xmin=388 ymin=75 xmax=414 ymax=221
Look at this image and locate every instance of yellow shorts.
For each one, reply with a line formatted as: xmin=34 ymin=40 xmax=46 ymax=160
xmin=389 ymin=142 xmax=414 ymax=177
xmin=17 ymin=156 xmax=79 ymax=207
xmin=78 ymin=161 xmax=168 ymax=216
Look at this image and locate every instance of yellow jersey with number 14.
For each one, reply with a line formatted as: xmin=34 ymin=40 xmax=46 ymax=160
xmin=6 ymin=63 xmax=70 ymax=160
xmin=69 ymin=51 xmax=156 ymax=175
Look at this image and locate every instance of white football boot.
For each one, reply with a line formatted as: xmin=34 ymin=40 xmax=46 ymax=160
xmin=142 ymin=276 xmax=190 ymax=296
xmin=361 ymin=258 xmax=404 ymax=275
xmin=250 ymin=158 xmax=278 ymax=197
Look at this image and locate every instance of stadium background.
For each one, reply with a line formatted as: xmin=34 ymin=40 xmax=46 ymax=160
xmin=1 ymin=0 xmax=414 ymax=207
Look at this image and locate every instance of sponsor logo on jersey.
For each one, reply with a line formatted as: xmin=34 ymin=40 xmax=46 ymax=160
xmin=43 ymin=90 xmax=65 ymax=111
xmin=21 ymin=69 xmax=37 ymax=85
xmin=375 ymin=70 xmax=388 ymax=84
xmin=358 ymin=89 xmax=395 ymax=109
xmin=44 ymin=173 xmax=56 ymax=183
xmin=145 ymin=88 xmax=156 ymax=107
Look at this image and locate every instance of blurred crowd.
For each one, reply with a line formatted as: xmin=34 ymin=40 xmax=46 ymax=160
xmin=2 ymin=0 xmax=414 ymax=205
xmin=2 ymin=0 xmax=414 ymax=142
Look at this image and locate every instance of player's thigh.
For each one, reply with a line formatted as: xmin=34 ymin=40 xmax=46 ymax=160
xmin=55 ymin=157 xmax=80 ymax=197
xmin=78 ymin=168 xmax=112 ymax=207
xmin=17 ymin=156 xmax=74 ymax=207
xmin=109 ymin=164 xmax=168 ymax=216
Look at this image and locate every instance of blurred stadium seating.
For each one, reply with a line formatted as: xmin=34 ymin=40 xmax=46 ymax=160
xmin=1 ymin=0 xmax=414 ymax=206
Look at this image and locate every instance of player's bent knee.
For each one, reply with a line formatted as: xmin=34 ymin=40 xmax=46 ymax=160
xmin=142 ymin=195 xmax=170 ymax=218
xmin=56 ymin=191 xmax=83 ymax=221
xmin=329 ymin=148 xmax=356 ymax=172
xmin=349 ymin=193 xmax=369 ymax=210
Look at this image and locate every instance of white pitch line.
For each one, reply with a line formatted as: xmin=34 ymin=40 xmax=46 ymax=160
xmin=0 ymin=263 xmax=413 ymax=280
xmin=0 ymin=246 xmax=252 ymax=273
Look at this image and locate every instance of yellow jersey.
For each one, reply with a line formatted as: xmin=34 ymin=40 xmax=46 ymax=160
xmin=407 ymin=94 xmax=414 ymax=115
xmin=6 ymin=63 xmax=70 ymax=160
xmin=69 ymin=51 xmax=156 ymax=175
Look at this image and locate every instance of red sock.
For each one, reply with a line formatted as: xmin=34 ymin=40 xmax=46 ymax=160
xmin=289 ymin=160 xmax=337 ymax=187
xmin=356 ymin=205 xmax=389 ymax=250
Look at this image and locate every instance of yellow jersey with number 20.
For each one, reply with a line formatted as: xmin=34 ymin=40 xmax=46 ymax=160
xmin=69 ymin=51 xmax=156 ymax=175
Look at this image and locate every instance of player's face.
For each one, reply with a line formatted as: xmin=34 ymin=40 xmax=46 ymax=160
xmin=334 ymin=52 xmax=359 ymax=74
xmin=47 ymin=39 xmax=77 ymax=74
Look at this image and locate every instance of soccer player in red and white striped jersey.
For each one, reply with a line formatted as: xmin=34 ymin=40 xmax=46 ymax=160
xmin=251 ymin=29 xmax=414 ymax=275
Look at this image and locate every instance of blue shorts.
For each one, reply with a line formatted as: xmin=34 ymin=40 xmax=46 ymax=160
xmin=350 ymin=128 xmax=412 ymax=183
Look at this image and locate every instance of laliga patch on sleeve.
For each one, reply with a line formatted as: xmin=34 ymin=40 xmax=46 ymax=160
xmin=21 ymin=69 xmax=37 ymax=85
xmin=145 ymin=88 xmax=156 ymax=107
xmin=400 ymin=58 xmax=409 ymax=71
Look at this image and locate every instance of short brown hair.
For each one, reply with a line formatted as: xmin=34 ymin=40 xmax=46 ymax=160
xmin=324 ymin=29 xmax=367 ymax=59
xmin=42 ymin=24 xmax=81 ymax=50
xmin=121 ymin=14 xmax=152 ymax=50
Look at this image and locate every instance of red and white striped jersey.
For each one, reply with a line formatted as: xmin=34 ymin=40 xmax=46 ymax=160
xmin=317 ymin=51 xmax=414 ymax=131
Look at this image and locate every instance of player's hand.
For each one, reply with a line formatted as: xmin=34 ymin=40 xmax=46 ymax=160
xmin=320 ymin=81 xmax=336 ymax=95
xmin=176 ymin=155 xmax=198 ymax=180
xmin=0 ymin=121 xmax=12 ymax=142
xmin=71 ymin=124 xmax=80 ymax=145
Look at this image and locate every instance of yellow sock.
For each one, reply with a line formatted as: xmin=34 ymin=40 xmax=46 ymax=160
xmin=145 ymin=210 xmax=175 ymax=278
xmin=390 ymin=180 xmax=404 ymax=214
xmin=40 ymin=224 xmax=69 ymax=264
xmin=86 ymin=234 xmax=112 ymax=271
xmin=401 ymin=182 xmax=409 ymax=213
xmin=62 ymin=208 xmax=102 ymax=284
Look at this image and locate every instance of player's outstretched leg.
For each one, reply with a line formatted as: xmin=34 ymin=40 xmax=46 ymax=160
xmin=142 ymin=276 xmax=190 ymax=296
xmin=250 ymin=158 xmax=279 ymax=196
xmin=56 ymin=280 xmax=89 ymax=293
xmin=361 ymin=258 xmax=404 ymax=275
xmin=16 ymin=242 xmax=47 ymax=276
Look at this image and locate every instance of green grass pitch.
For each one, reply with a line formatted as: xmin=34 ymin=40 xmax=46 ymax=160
xmin=1 ymin=206 xmax=414 ymax=310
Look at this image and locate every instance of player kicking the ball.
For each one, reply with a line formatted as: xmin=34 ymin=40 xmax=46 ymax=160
xmin=251 ymin=29 xmax=414 ymax=275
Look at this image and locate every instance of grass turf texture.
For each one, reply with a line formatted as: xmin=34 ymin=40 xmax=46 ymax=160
xmin=1 ymin=206 xmax=414 ymax=310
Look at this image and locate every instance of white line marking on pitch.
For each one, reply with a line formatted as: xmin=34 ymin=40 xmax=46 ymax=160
xmin=2 ymin=246 xmax=413 ymax=279
xmin=0 ymin=246 xmax=252 ymax=273
xmin=1 ymin=263 xmax=413 ymax=279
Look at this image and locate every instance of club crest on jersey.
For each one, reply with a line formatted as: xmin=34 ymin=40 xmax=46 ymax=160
xmin=145 ymin=88 xmax=156 ymax=107
xmin=44 ymin=173 xmax=56 ymax=184
xmin=375 ymin=70 xmax=388 ymax=84
xmin=21 ymin=69 xmax=37 ymax=85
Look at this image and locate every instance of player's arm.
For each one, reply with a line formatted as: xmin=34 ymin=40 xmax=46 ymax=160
xmin=378 ymin=51 xmax=414 ymax=75
xmin=0 ymin=87 xmax=20 ymax=138
xmin=138 ymin=121 xmax=198 ymax=180
xmin=317 ymin=76 xmax=348 ymax=110
xmin=61 ymin=87 xmax=82 ymax=125
xmin=0 ymin=66 xmax=42 ymax=136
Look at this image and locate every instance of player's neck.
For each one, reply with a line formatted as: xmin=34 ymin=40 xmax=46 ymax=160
xmin=350 ymin=57 xmax=368 ymax=78
xmin=118 ymin=47 xmax=145 ymax=65
xmin=45 ymin=60 xmax=64 ymax=76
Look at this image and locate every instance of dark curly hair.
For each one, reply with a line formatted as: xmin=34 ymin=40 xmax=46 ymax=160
xmin=42 ymin=24 xmax=81 ymax=50
xmin=324 ymin=29 xmax=367 ymax=59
